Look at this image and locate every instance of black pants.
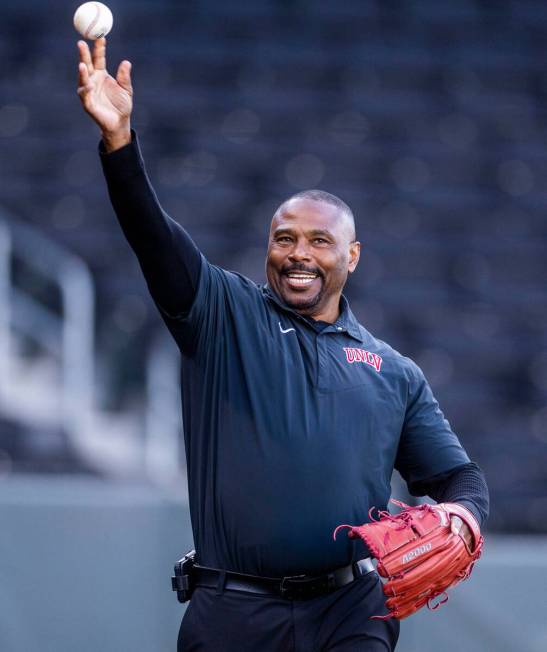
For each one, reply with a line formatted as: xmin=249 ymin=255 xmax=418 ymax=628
xmin=177 ymin=570 xmax=400 ymax=651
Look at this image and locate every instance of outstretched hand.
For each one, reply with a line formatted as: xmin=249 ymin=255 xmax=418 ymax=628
xmin=76 ymin=37 xmax=133 ymax=137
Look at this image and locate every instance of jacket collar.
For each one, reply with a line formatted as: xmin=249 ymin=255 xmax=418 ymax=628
xmin=261 ymin=284 xmax=364 ymax=342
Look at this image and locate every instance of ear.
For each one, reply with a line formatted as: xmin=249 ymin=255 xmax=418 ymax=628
xmin=348 ymin=241 xmax=361 ymax=273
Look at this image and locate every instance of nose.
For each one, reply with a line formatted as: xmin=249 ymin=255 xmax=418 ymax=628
xmin=288 ymin=238 xmax=312 ymax=262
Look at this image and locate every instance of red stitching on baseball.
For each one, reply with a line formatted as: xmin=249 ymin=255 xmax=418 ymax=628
xmin=84 ymin=3 xmax=101 ymax=39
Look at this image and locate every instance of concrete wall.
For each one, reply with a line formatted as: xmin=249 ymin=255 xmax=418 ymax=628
xmin=0 ymin=475 xmax=192 ymax=652
xmin=1 ymin=475 xmax=545 ymax=651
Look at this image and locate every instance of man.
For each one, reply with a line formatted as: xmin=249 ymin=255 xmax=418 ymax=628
xmin=77 ymin=38 xmax=489 ymax=651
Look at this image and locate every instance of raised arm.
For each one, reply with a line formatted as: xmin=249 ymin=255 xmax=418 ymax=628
xmin=76 ymin=37 xmax=201 ymax=319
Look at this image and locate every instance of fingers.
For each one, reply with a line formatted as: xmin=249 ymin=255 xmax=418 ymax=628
xmin=77 ymin=62 xmax=92 ymax=105
xmin=78 ymin=62 xmax=89 ymax=87
xmin=450 ymin=515 xmax=463 ymax=536
xmin=116 ymin=60 xmax=133 ymax=94
xmin=93 ymin=37 xmax=107 ymax=71
xmin=77 ymin=60 xmax=94 ymax=104
xmin=78 ymin=40 xmax=94 ymax=75
xmin=451 ymin=516 xmax=473 ymax=547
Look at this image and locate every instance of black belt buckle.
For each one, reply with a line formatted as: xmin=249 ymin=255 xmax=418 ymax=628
xmin=171 ymin=549 xmax=196 ymax=603
xmin=279 ymin=572 xmax=335 ymax=600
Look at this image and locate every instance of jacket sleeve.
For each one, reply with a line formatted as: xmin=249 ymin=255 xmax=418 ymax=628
xmin=395 ymin=360 xmax=471 ymax=487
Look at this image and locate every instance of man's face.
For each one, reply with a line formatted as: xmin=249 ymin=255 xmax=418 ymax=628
xmin=266 ymin=198 xmax=360 ymax=320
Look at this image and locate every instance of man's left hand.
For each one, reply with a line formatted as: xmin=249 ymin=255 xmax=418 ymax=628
xmin=451 ymin=515 xmax=473 ymax=547
xmin=333 ymin=500 xmax=484 ymax=619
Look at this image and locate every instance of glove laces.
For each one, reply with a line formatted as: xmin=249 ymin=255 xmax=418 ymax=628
xmin=332 ymin=499 xmax=434 ymax=541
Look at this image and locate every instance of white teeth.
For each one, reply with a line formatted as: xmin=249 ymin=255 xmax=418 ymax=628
xmin=287 ymin=273 xmax=317 ymax=278
xmin=286 ymin=274 xmax=316 ymax=285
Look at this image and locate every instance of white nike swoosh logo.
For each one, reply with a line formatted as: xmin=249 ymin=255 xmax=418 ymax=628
xmin=279 ymin=322 xmax=296 ymax=334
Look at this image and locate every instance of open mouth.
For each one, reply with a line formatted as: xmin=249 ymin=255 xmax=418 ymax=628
xmin=283 ymin=271 xmax=320 ymax=289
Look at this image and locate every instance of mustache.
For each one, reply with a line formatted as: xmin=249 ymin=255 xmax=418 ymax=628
xmin=281 ymin=263 xmax=324 ymax=279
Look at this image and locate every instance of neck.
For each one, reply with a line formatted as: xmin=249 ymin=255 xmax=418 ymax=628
xmin=295 ymin=299 xmax=341 ymax=323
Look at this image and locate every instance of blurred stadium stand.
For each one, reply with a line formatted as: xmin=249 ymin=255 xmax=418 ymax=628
xmin=1 ymin=2 xmax=547 ymax=651
xmin=0 ymin=0 xmax=546 ymax=536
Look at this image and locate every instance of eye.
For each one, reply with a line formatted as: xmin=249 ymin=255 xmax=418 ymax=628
xmin=276 ymin=236 xmax=293 ymax=243
xmin=313 ymin=238 xmax=329 ymax=244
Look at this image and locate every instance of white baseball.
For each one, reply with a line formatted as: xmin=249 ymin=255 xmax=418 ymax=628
xmin=73 ymin=2 xmax=113 ymax=40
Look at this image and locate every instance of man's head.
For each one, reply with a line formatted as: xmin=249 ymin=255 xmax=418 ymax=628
xmin=266 ymin=190 xmax=361 ymax=322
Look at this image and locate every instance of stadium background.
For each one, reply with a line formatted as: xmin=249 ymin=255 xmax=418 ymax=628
xmin=0 ymin=0 xmax=546 ymax=650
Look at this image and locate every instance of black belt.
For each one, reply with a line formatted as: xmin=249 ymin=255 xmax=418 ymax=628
xmin=192 ymin=558 xmax=375 ymax=601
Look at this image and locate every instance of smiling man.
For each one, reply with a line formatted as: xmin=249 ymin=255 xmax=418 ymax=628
xmin=77 ymin=38 xmax=489 ymax=652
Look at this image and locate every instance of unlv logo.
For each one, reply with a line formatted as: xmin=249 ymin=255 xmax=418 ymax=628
xmin=343 ymin=348 xmax=383 ymax=372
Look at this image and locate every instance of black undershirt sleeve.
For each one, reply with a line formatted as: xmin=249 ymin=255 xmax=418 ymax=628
xmin=98 ymin=129 xmax=201 ymax=318
xmin=407 ymin=462 xmax=489 ymax=528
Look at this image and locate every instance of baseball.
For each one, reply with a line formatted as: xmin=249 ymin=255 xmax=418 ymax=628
xmin=73 ymin=2 xmax=113 ymax=40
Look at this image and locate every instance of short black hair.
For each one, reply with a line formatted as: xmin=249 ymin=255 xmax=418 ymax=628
xmin=288 ymin=189 xmax=353 ymax=218
xmin=282 ymin=189 xmax=356 ymax=240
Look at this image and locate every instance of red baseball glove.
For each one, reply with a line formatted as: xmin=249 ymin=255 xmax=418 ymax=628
xmin=333 ymin=499 xmax=484 ymax=620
